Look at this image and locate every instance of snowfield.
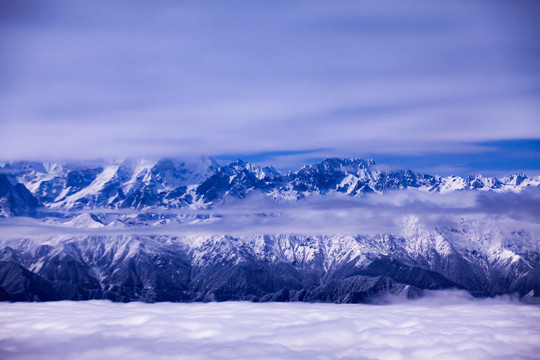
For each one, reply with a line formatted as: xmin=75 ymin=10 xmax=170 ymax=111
xmin=1 ymin=290 xmax=539 ymax=360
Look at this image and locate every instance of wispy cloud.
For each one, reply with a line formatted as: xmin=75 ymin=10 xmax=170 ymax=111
xmin=0 ymin=0 xmax=539 ymax=171
xmin=1 ymin=188 xmax=539 ymax=238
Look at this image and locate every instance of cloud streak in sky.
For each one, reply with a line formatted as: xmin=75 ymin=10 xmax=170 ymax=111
xmin=0 ymin=291 xmax=539 ymax=360
xmin=0 ymin=0 xmax=539 ymax=167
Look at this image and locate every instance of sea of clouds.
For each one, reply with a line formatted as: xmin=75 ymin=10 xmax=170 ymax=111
xmin=1 ymin=290 xmax=539 ymax=360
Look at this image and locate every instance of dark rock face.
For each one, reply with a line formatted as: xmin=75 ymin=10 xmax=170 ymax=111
xmin=0 ymin=174 xmax=40 ymax=217
xmin=1 ymin=231 xmax=538 ymax=303
xmin=289 ymin=158 xmax=369 ymax=192
xmin=196 ymin=160 xmax=281 ymax=203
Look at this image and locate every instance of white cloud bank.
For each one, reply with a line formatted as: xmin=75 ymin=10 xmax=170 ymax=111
xmin=0 ymin=290 xmax=539 ymax=360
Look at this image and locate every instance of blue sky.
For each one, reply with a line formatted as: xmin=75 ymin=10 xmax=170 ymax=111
xmin=0 ymin=0 xmax=539 ymax=175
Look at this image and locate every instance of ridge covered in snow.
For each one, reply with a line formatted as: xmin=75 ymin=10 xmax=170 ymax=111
xmin=1 ymin=157 xmax=538 ymax=213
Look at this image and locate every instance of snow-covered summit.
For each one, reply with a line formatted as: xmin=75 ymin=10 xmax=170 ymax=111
xmin=63 ymin=213 xmax=105 ymax=229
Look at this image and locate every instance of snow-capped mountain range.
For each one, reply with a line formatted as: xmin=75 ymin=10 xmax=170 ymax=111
xmin=0 ymin=157 xmax=539 ymax=303
xmin=1 ymin=157 xmax=538 ymax=214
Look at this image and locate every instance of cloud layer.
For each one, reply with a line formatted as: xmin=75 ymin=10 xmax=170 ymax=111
xmin=1 ymin=187 xmax=539 ymax=239
xmin=0 ymin=290 xmax=539 ymax=360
